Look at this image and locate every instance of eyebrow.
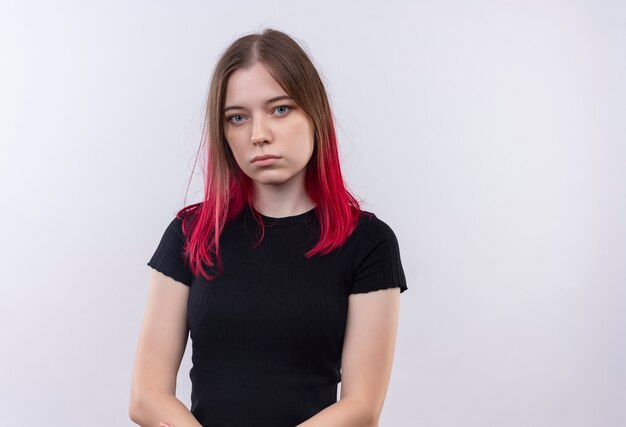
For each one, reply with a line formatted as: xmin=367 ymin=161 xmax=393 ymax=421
xmin=223 ymin=95 xmax=293 ymax=113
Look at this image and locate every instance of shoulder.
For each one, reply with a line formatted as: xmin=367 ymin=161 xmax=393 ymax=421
xmin=153 ymin=212 xmax=192 ymax=253
xmin=353 ymin=210 xmax=401 ymax=243
xmin=348 ymin=209 xmax=408 ymax=294
xmin=147 ymin=214 xmax=195 ymax=287
xmin=172 ymin=207 xmax=200 ymax=241
xmin=162 ymin=216 xmax=186 ymax=242
xmin=349 ymin=209 xmax=404 ymax=265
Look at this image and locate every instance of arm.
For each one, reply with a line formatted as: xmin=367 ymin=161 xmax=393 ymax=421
xmin=128 ymin=270 xmax=202 ymax=427
xmin=296 ymin=287 xmax=402 ymax=427
xmin=130 ymin=392 xmax=199 ymax=427
xmin=294 ymin=398 xmax=374 ymax=427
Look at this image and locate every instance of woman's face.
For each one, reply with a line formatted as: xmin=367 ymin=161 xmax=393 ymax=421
xmin=223 ymin=62 xmax=315 ymax=189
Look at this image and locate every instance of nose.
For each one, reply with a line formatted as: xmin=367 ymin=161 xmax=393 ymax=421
xmin=250 ymin=115 xmax=270 ymax=146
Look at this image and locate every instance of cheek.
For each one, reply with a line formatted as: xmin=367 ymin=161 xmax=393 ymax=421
xmin=300 ymin=122 xmax=315 ymax=153
xmin=224 ymin=132 xmax=243 ymax=156
xmin=225 ymin=142 xmax=246 ymax=169
xmin=287 ymin=119 xmax=314 ymax=144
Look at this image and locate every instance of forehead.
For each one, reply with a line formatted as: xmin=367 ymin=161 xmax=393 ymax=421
xmin=224 ymin=62 xmax=287 ymax=104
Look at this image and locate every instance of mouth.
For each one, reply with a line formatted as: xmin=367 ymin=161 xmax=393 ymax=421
xmin=251 ymin=154 xmax=281 ymax=163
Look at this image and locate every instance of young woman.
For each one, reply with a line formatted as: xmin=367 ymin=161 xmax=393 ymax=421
xmin=129 ymin=28 xmax=408 ymax=427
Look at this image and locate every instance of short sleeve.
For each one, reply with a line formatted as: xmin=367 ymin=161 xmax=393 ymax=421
xmin=350 ymin=214 xmax=408 ymax=295
xmin=147 ymin=217 xmax=193 ymax=286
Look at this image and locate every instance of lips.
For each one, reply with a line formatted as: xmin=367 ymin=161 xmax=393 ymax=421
xmin=251 ymin=154 xmax=280 ymax=163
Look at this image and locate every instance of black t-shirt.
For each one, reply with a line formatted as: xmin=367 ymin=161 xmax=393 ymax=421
xmin=147 ymin=204 xmax=407 ymax=426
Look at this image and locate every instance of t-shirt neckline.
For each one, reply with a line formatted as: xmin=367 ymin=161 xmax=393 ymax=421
xmin=249 ymin=204 xmax=317 ymax=226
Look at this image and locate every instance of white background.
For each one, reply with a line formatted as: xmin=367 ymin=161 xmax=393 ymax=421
xmin=1 ymin=0 xmax=624 ymax=426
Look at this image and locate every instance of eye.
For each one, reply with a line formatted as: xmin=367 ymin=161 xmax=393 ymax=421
xmin=274 ymin=105 xmax=291 ymax=115
xmin=225 ymin=105 xmax=292 ymax=125
xmin=226 ymin=114 xmax=245 ymax=124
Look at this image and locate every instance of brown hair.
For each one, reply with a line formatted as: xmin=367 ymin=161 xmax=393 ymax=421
xmin=177 ymin=27 xmax=368 ymax=282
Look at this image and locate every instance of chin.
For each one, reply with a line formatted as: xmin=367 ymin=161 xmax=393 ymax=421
xmin=256 ymin=177 xmax=290 ymax=185
xmin=252 ymin=172 xmax=293 ymax=185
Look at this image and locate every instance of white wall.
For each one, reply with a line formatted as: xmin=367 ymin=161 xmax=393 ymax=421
xmin=1 ymin=0 xmax=624 ymax=425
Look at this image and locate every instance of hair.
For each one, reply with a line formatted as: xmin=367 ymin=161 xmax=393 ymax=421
xmin=176 ymin=27 xmax=369 ymax=282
